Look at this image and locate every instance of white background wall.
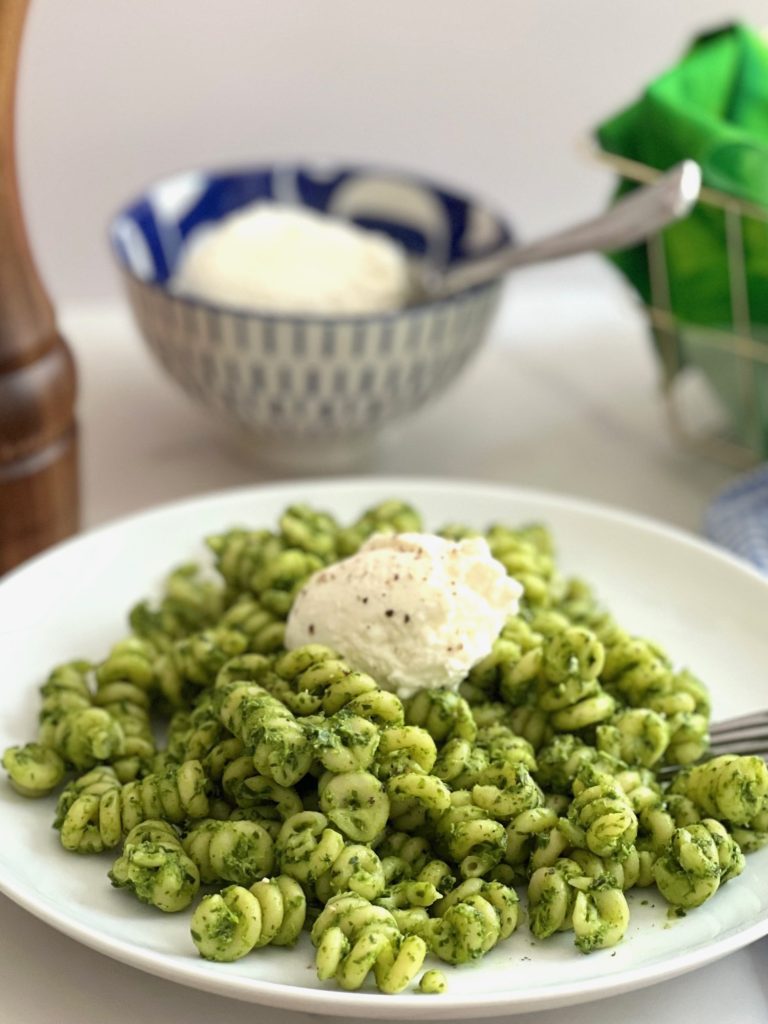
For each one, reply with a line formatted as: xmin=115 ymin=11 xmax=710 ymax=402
xmin=14 ymin=0 xmax=768 ymax=305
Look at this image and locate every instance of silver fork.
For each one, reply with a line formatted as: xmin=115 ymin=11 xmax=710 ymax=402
xmin=708 ymin=710 xmax=768 ymax=757
xmin=657 ymin=710 xmax=768 ymax=778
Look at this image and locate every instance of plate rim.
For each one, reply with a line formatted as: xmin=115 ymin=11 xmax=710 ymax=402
xmin=1 ymin=475 xmax=767 ymax=1018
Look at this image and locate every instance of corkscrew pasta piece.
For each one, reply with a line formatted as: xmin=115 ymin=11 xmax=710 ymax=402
xmin=206 ymin=527 xmax=285 ymax=593
xmin=404 ymin=689 xmax=477 ymax=745
xmin=375 ymin=832 xmax=433 ymax=876
xmin=157 ymin=627 xmax=248 ymax=708
xmin=214 ymin=652 xmax=274 ymax=691
xmin=527 ymin=858 xmax=582 ymax=938
xmin=202 ymin=736 xmax=245 ymax=783
xmin=561 ymin=770 xmax=638 ymax=859
xmin=216 ymin=680 xmax=313 ymax=787
xmin=462 ymin=623 xmax=543 ymax=707
xmin=303 ymin=708 xmax=380 ymax=774
xmin=653 ymin=821 xmax=733 ymax=909
xmin=279 ymin=504 xmax=340 ymax=560
xmin=570 ymin=846 xmax=646 ymax=891
xmin=251 ymin=548 xmax=326 ymax=618
xmin=432 ymin=737 xmax=488 ymax=789
xmin=385 ymin=770 xmax=452 ymax=832
xmin=271 ymin=645 xmax=383 ymax=718
xmin=318 ymin=770 xmax=390 ymax=842
xmin=601 ymin=634 xmax=672 ymax=705
xmin=528 ymin=821 xmax=572 ymax=873
xmin=191 ymin=875 xmax=307 ymax=962
xmin=220 ymin=756 xmax=303 ymax=820
xmin=2 ymin=742 xmax=66 ymax=798
xmin=55 ymin=759 xmax=210 ymax=853
xmin=37 ymin=660 xmax=93 ymax=735
xmin=110 ymin=820 xmax=200 ymax=912
xmin=479 ymin=723 xmax=537 ymax=772
xmin=124 ymin=758 xmax=210 ymax=825
xmin=669 ymin=754 xmax=768 ymax=826
xmin=504 ymin=705 xmax=553 ymax=751
xmin=375 ymin=859 xmax=453 ymax=911
xmin=428 ymin=878 xmax=520 ymax=964
xmin=555 ymin=576 xmax=613 ymax=633
xmin=55 ymin=766 xmax=122 ymax=852
xmin=93 ymin=640 xmax=158 ymax=775
xmin=49 ymin=707 xmax=125 ymax=773
xmin=471 ymin=761 xmax=544 ymax=822
xmin=613 ymin=764 xmax=661 ymax=815
xmin=536 ymin=627 xmax=616 ymax=732
xmin=36 ymin=661 xmax=125 ymax=771
xmin=275 ymin=811 xmax=346 ymax=885
xmin=486 ymin=523 xmax=559 ymax=608
xmin=336 ymin=499 xmax=422 ymax=557
xmin=166 ymin=691 xmax=223 ymax=764
xmin=637 ymin=794 xmax=699 ymax=855
xmin=434 ymin=798 xmax=507 ymax=878
xmin=95 ymin=637 xmax=156 ymax=692
xmin=503 ymin=804 xmax=561 ymax=878
xmin=460 ymin=637 xmax=523 ymax=705
xmin=182 ymin=818 xmax=274 ymax=885
xmin=663 ymin=710 xmax=710 ymax=767
xmin=311 ymin=892 xmax=426 ymax=993
xmin=315 ymin=842 xmax=387 ymax=903
xmin=730 ymin=796 xmax=768 ymax=853
xmin=534 ymin=735 xmax=613 ymax=795
xmin=571 ymin=875 xmax=630 ymax=953
xmin=219 ymin=595 xmax=286 ymax=653
xmin=375 ymin=726 xmax=437 ymax=779
xmin=129 ymin=563 xmax=225 ymax=649
xmin=596 ymin=707 xmax=670 ymax=769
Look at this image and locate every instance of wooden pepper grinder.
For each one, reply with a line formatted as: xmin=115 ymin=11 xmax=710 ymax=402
xmin=0 ymin=0 xmax=79 ymax=573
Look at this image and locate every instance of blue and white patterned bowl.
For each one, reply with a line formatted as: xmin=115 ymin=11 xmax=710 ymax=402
xmin=109 ymin=163 xmax=512 ymax=471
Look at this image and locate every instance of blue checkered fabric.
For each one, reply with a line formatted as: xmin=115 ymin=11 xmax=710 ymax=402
xmin=704 ymin=465 xmax=768 ymax=572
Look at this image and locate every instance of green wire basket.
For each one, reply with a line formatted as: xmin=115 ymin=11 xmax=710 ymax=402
xmin=599 ymin=150 xmax=768 ymax=468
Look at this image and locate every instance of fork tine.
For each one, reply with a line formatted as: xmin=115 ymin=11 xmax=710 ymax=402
xmin=707 ymin=724 xmax=768 ymax=744
xmin=709 ymin=710 xmax=768 ymax=736
xmin=709 ymin=737 xmax=768 ymax=756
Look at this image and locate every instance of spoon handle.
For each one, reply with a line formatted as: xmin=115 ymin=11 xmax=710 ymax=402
xmin=433 ymin=160 xmax=701 ymax=298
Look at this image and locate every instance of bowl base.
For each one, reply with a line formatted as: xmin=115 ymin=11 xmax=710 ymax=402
xmin=229 ymin=429 xmax=379 ymax=476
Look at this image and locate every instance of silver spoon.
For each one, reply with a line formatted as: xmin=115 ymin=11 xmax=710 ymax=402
xmin=417 ymin=159 xmax=702 ymax=301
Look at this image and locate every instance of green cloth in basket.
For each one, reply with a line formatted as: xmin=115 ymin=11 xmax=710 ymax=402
xmin=596 ymin=23 xmax=768 ymax=452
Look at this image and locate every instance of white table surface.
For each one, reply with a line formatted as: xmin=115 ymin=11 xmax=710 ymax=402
xmin=2 ymin=258 xmax=766 ymax=1023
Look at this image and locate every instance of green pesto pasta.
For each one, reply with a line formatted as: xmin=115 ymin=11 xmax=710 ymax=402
xmin=311 ymin=891 xmax=427 ymax=993
xmin=2 ymin=742 xmax=65 ymax=798
xmin=182 ymin=818 xmax=274 ymax=885
xmin=419 ymin=969 xmax=447 ymax=994
xmin=190 ymin=874 xmax=306 ymax=961
xmin=109 ymin=820 xmax=200 ymax=912
xmin=3 ymin=496 xmax=766 ymax=997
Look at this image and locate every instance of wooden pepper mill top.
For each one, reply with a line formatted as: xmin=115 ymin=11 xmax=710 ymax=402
xmin=0 ymin=0 xmax=79 ymax=573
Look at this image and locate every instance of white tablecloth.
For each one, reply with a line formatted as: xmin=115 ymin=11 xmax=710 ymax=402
xmin=3 ymin=259 xmax=764 ymax=1023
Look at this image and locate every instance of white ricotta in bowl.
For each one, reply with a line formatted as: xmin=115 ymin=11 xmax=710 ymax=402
xmin=172 ymin=202 xmax=411 ymax=315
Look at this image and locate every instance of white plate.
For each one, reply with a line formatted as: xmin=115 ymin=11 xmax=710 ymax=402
xmin=1 ymin=477 xmax=767 ymax=1019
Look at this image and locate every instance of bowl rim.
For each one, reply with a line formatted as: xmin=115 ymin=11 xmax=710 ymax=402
xmin=107 ymin=157 xmax=513 ymax=323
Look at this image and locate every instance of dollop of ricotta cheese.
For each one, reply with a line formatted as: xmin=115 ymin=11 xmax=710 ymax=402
xmin=285 ymin=532 xmax=523 ymax=697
